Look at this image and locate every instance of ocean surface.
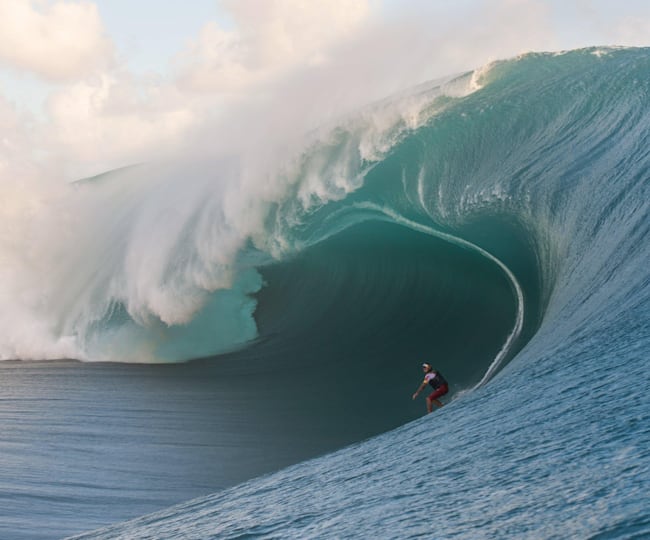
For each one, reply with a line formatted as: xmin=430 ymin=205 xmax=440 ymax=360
xmin=1 ymin=47 xmax=649 ymax=539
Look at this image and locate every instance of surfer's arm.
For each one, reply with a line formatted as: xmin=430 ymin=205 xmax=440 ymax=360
xmin=412 ymin=380 xmax=427 ymax=400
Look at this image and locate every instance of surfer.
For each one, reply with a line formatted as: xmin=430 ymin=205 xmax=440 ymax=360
xmin=412 ymin=363 xmax=448 ymax=413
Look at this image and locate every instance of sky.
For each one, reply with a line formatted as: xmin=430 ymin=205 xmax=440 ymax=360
xmin=0 ymin=0 xmax=649 ymax=181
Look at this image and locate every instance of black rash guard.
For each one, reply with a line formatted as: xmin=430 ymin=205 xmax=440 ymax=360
xmin=425 ymin=371 xmax=447 ymax=390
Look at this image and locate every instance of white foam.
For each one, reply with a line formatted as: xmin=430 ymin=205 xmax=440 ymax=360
xmin=0 ymin=69 xmax=484 ymax=362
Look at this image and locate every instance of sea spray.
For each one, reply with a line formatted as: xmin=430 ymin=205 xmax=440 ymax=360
xmin=0 ymin=71 xmax=481 ymax=362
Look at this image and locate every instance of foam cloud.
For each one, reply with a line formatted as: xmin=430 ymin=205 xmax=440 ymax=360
xmin=175 ymin=0 xmax=371 ymax=92
xmin=0 ymin=93 xmax=45 ymax=186
xmin=0 ymin=0 xmax=113 ymax=80
xmin=3 ymin=0 xmax=649 ymax=181
xmin=43 ymin=72 xmax=197 ymax=178
xmin=12 ymin=0 xmax=376 ymax=177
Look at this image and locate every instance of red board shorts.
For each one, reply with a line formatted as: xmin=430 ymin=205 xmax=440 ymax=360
xmin=428 ymin=384 xmax=449 ymax=401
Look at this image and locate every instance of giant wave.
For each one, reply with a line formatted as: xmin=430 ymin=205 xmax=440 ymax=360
xmin=4 ymin=46 xmax=650 ymax=538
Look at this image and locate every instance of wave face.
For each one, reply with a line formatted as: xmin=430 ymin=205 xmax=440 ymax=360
xmin=3 ymin=47 xmax=646 ymax=375
xmin=59 ymin=46 xmax=650 ymax=539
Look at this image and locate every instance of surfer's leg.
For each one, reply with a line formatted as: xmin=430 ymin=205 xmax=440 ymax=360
xmin=426 ymin=397 xmax=434 ymax=413
xmin=428 ymin=386 xmax=448 ymax=410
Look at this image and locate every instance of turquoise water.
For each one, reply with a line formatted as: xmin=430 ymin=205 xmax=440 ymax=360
xmin=1 ymin=47 xmax=649 ymax=538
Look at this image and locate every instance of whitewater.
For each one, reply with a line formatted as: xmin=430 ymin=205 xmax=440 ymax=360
xmin=0 ymin=47 xmax=649 ymax=538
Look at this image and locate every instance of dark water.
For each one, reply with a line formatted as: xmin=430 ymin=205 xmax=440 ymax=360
xmin=1 ymin=221 xmax=522 ymax=539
